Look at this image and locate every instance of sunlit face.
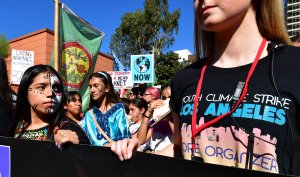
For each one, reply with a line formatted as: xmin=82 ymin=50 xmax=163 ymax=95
xmin=28 ymin=71 xmax=62 ymax=115
xmin=195 ymin=0 xmax=253 ymax=32
xmin=64 ymin=94 xmax=82 ymax=118
xmin=89 ymin=77 xmax=108 ymax=101
xmin=129 ymin=103 xmax=144 ymax=123
xmin=161 ymin=87 xmax=171 ymax=100
xmin=143 ymin=91 xmax=154 ymax=103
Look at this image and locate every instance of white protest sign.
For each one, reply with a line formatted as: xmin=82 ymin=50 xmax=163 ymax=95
xmin=10 ymin=49 xmax=34 ymax=84
xmin=107 ymin=71 xmax=133 ymax=89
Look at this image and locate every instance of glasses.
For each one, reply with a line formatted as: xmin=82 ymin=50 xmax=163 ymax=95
xmin=143 ymin=93 xmax=151 ymax=96
xmin=131 ymin=93 xmax=143 ymax=97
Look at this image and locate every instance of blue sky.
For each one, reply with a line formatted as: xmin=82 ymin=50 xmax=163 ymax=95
xmin=0 ymin=0 xmax=194 ymax=55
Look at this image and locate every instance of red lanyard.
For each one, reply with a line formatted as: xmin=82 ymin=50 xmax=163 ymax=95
xmin=191 ymin=38 xmax=267 ymax=149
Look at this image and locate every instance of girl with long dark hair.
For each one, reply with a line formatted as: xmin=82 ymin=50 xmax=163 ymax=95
xmin=82 ymin=71 xmax=130 ymax=146
xmin=60 ymin=91 xmax=90 ymax=144
xmin=10 ymin=65 xmax=80 ymax=146
xmin=128 ymin=98 xmax=149 ymax=139
xmin=0 ymin=57 xmax=16 ymax=136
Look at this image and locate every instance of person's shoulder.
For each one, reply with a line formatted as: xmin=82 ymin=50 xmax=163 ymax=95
xmin=110 ymin=102 xmax=124 ymax=110
xmin=271 ymin=44 xmax=300 ymax=77
xmin=275 ymin=44 xmax=300 ymax=58
xmin=172 ymin=58 xmax=206 ymax=82
xmin=60 ymin=116 xmax=69 ymax=122
xmin=83 ymin=108 xmax=95 ymax=118
xmin=115 ymin=102 xmax=124 ymax=107
xmin=60 ymin=116 xmax=75 ymax=129
xmin=180 ymin=58 xmax=205 ymax=71
xmin=271 ymin=44 xmax=300 ymax=67
xmin=115 ymin=103 xmax=127 ymax=114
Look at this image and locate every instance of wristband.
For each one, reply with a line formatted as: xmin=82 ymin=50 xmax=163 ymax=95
xmin=144 ymin=115 xmax=151 ymax=118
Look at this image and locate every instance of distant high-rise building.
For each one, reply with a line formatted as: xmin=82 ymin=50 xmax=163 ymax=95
xmin=286 ymin=0 xmax=300 ymax=37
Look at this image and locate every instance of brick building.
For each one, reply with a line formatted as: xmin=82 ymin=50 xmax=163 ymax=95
xmin=5 ymin=28 xmax=113 ymax=92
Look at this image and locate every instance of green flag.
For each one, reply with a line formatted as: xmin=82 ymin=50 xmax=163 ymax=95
xmin=52 ymin=3 xmax=105 ymax=112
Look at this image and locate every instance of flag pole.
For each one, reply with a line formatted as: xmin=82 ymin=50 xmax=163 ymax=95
xmin=54 ymin=0 xmax=60 ymax=71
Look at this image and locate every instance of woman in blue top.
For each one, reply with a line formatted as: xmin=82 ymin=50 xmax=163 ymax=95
xmin=82 ymin=71 xmax=131 ymax=146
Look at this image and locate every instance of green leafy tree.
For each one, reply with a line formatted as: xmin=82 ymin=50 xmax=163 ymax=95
xmin=0 ymin=34 xmax=10 ymax=58
xmin=110 ymin=0 xmax=180 ymax=69
xmin=156 ymin=52 xmax=190 ymax=86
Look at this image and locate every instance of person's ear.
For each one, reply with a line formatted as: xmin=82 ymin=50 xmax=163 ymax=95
xmin=141 ymin=108 xmax=145 ymax=115
xmin=105 ymin=85 xmax=109 ymax=93
xmin=63 ymin=104 xmax=68 ymax=110
xmin=151 ymin=94 xmax=156 ymax=100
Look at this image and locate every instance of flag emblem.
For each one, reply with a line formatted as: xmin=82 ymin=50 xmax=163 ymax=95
xmin=61 ymin=41 xmax=92 ymax=88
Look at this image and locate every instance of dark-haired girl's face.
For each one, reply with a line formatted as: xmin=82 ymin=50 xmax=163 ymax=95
xmin=28 ymin=71 xmax=62 ymax=115
xmin=162 ymin=87 xmax=171 ymax=100
xmin=129 ymin=103 xmax=144 ymax=123
xmin=89 ymin=77 xmax=108 ymax=101
xmin=65 ymin=94 xmax=82 ymax=117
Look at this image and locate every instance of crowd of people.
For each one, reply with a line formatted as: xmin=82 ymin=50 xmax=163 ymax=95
xmin=1 ymin=0 xmax=300 ymax=176
xmin=0 ymin=61 xmax=173 ymax=153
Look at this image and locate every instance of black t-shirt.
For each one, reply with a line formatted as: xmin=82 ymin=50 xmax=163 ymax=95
xmin=170 ymin=45 xmax=300 ymax=176
xmin=60 ymin=116 xmax=90 ymax=145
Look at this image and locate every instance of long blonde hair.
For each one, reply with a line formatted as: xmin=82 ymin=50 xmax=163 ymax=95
xmin=194 ymin=0 xmax=292 ymax=59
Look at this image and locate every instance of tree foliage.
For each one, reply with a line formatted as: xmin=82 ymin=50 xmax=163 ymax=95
xmin=109 ymin=0 xmax=180 ymax=69
xmin=0 ymin=34 xmax=10 ymax=58
xmin=155 ymin=52 xmax=190 ymax=86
